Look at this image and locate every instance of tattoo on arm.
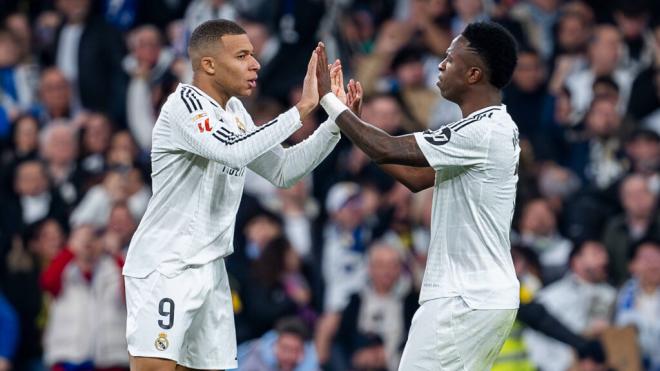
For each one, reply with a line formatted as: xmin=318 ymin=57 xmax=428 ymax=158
xmin=335 ymin=111 xmax=430 ymax=167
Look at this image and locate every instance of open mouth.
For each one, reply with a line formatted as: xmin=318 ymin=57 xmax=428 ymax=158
xmin=248 ymin=79 xmax=257 ymax=89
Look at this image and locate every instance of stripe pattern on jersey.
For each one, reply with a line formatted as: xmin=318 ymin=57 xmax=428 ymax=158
xmin=423 ymin=107 xmax=500 ymax=145
xmin=447 ymin=107 xmax=500 ymax=132
xmin=180 ymin=87 xmax=203 ymax=113
xmin=211 ymin=118 xmax=279 ymax=145
xmin=186 ymin=85 xmax=219 ymax=107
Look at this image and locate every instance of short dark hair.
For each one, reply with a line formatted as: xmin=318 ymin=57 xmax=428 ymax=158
xmin=275 ymin=316 xmax=309 ymax=341
xmin=462 ymin=22 xmax=518 ymax=89
xmin=629 ymin=237 xmax=660 ymax=260
xmin=592 ymin=75 xmax=619 ymax=93
xmin=188 ymin=19 xmax=246 ymax=55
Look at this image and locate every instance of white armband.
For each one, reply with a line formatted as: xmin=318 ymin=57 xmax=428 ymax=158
xmin=320 ymin=93 xmax=349 ymax=122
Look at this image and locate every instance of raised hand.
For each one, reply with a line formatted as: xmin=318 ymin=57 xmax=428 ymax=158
xmin=315 ymin=42 xmax=332 ymax=96
xmin=295 ymin=49 xmax=319 ymax=120
xmin=346 ymin=79 xmax=363 ymax=117
xmin=330 ymin=59 xmax=346 ymax=104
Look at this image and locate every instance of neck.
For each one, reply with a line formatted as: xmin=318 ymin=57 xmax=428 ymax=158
xmin=457 ymin=87 xmax=502 ymax=118
xmin=192 ymin=76 xmax=230 ymax=109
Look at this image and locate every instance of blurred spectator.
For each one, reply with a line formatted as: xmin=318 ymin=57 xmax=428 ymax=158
xmin=624 ymin=128 xmax=660 ymax=177
xmin=451 ymin=0 xmax=489 ymax=37
xmin=3 ymin=218 xmax=66 ymax=371
xmin=568 ymin=97 xmax=627 ymax=189
xmin=240 ymin=237 xmax=313 ymax=341
xmin=183 ymin=0 xmax=237 ymax=39
xmin=614 ymin=238 xmax=660 ymax=370
xmin=0 ymin=114 xmax=40 ymax=194
xmin=70 ymin=167 xmax=150 ymax=229
xmin=101 ymin=202 xmax=138 ymax=257
xmin=124 ymin=25 xmax=177 ymax=153
xmin=259 ymin=178 xmax=318 ymax=260
xmin=0 ymin=292 xmax=19 ymax=371
xmin=510 ymin=0 xmax=560 ymax=59
xmin=31 ymin=68 xmax=77 ymax=125
xmin=1 ymin=160 xmax=68 ymax=239
xmin=40 ymin=225 xmax=127 ymax=371
xmin=41 ymin=0 xmax=127 ymax=125
xmin=626 ymin=18 xmax=660 ymax=133
xmin=494 ymin=245 xmax=607 ymax=370
xmin=504 ymin=47 xmax=554 ymax=157
xmin=0 ymin=28 xmax=38 ymax=139
xmin=77 ymin=113 xmax=113 ymax=185
xmin=40 ymin=121 xmax=83 ymax=206
xmin=524 ymin=240 xmax=616 ymax=371
xmin=549 ymin=9 xmax=592 ymax=75
xmin=564 ymin=24 xmax=634 ymax=120
xmin=322 ymin=182 xmax=371 ymax=313
xmin=329 ymin=243 xmax=417 ymax=371
xmin=239 ymin=316 xmax=319 ymax=371
xmin=517 ymin=198 xmax=573 ymax=283
xmin=602 ymin=174 xmax=660 ymax=286
xmin=613 ymin=0 xmax=655 ymax=71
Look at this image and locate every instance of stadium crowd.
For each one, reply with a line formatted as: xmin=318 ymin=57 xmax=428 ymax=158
xmin=0 ymin=0 xmax=659 ymax=370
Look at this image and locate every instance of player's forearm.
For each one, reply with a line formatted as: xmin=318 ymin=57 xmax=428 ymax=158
xmin=379 ymin=164 xmax=435 ymax=192
xmin=321 ymin=94 xmax=429 ymax=167
xmin=252 ymin=120 xmax=340 ymax=188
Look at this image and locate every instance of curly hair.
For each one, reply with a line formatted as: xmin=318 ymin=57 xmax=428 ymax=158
xmin=462 ymin=22 xmax=518 ymax=89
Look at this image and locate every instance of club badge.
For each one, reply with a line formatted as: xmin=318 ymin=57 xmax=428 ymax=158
xmin=155 ymin=332 xmax=169 ymax=351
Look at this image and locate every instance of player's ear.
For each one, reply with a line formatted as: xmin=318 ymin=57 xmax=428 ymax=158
xmin=201 ymin=56 xmax=216 ymax=75
xmin=466 ymin=66 xmax=483 ymax=85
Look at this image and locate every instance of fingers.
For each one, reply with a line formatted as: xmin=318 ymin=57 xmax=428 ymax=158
xmin=306 ymin=49 xmax=318 ymax=77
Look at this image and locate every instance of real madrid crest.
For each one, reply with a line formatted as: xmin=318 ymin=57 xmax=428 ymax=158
xmin=155 ymin=332 xmax=169 ymax=351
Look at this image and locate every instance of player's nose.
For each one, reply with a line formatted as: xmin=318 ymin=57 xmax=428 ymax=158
xmin=250 ymin=56 xmax=261 ymax=71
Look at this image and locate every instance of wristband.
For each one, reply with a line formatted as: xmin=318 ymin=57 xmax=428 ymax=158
xmin=320 ymin=93 xmax=349 ymax=122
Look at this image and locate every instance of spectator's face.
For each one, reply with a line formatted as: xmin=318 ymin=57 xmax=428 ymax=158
xmin=15 ymin=162 xmax=48 ymax=196
xmin=56 ymin=0 xmax=90 ymax=23
xmin=245 ymin=216 xmax=281 ymax=249
xmin=0 ymin=33 xmax=19 ymax=67
xmin=554 ymin=90 xmax=572 ymax=124
xmin=589 ymin=26 xmax=622 ymax=75
xmin=134 ymin=29 xmax=161 ymax=68
xmin=512 ymin=52 xmax=544 ymax=93
xmin=274 ymin=333 xmax=304 ymax=371
xmin=84 ymin=115 xmax=112 ymax=154
xmin=614 ymin=11 xmax=649 ymax=40
xmin=520 ymin=200 xmax=556 ymax=236
xmin=14 ymin=116 xmax=39 ymax=154
xmin=352 ymin=345 xmax=387 ymax=370
xmin=626 ymin=137 xmax=660 ymax=173
xmin=107 ymin=131 xmax=137 ymax=167
xmin=630 ymin=244 xmax=660 ymax=289
xmin=453 ymin=0 xmax=483 ymax=18
xmin=620 ymin=176 xmax=656 ymax=219
xmin=44 ymin=126 xmax=77 ymax=165
xmin=108 ymin=205 xmax=137 ymax=244
xmin=361 ymin=97 xmax=403 ymax=134
xmin=585 ymin=100 xmax=620 ymax=137
xmin=573 ymin=242 xmax=609 ymax=283
xmin=333 ymin=197 xmax=365 ymax=230
xmin=558 ymin=15 xmax=589 ymax=53
xmin=369 ymin=247 xmax=402 ymax=294
xmin=33 ymin=219 xmax=65 ymax=262
xmin=396 ymin=60 xmax=426 ymax=88
xmin=210 ymin=34 xmax=260 ymax=99
xmin=532 ymin=0 xmax=558 ymax=12
xmin=40 ymin=70 xmax=71 ymax=115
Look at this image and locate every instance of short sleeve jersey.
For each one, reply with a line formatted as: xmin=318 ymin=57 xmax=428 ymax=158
xmin=413 ymin=105 xmax=520 ymax=309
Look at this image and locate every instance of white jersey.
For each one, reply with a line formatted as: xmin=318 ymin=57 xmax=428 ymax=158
xmin=413 ymin=105 xmax=520 ymax=309
xmin=123 ymin=83 xmax=340 ymax=278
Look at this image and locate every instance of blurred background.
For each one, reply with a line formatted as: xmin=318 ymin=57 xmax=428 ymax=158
xmin=0 ymin=0 xmax=659 ymax=371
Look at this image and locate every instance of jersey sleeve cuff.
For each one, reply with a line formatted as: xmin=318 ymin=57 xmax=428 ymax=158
xmin=320 ymin=93 xmax=349 ymax=122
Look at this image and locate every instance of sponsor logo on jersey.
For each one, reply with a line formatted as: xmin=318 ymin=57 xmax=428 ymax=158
xmin=155 ymin=332 xmax=169 ymax=351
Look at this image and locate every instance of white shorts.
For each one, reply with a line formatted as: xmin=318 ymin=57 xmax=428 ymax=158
xmin=125 ymin=258 xmax=237 ymax=370
xmin=398 ymin=297 xmax=516 ymax=371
